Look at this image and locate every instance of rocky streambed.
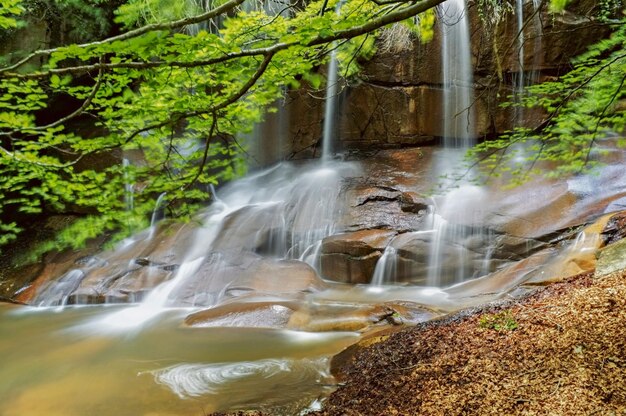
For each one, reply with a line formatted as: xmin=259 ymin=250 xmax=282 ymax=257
xmin=2 ymin=144 xmax=626 ymax=415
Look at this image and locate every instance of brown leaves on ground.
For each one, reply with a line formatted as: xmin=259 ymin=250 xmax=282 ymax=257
xmin=313 ymin=271 xmax=626 ymax=415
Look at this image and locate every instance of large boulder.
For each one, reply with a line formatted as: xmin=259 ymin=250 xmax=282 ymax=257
xmin=320 ymin=229 xmax=397 ymax=283
xmin=170 ymin=251 xmax=326 ymax=306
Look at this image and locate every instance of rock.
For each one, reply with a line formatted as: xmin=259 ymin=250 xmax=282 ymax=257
xmin=338 ymin=84 xmax=442 ymax=146
xmin=601 ymin=211 xmax=626 ymax=246
xmin=320 ymin=229 xmax=397 ymax=283
xmin=275 ymin=0 xmax=612 ymax=157
xmin=171 ymin=252 xmax=326 ymax=306
xmin=287 ymin=301 xmax=433 ymax=332
xmin=399 ymin=191 xmax=429 ymax=213
xmin=322 ymin=229 xmax=397 ymax=258
xmin=388 ymin=230 xmax=493 ymax=286
xmin=184 ymin=301 xmax=299 ymax=328
xmin=211 ymin=203 xmax=287 ymax=253
xmin=338 ymin=151 xmax=431 ymax=232
xmin=596 ymin=237 xmax=626 ymax=277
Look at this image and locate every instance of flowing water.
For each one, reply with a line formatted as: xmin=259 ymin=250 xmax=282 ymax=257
xmin=514 ymin=0 xmax=543 ymax=125
xmin=5 ymin=141 xmax=626 ymax=414
xmin=0 ymin=304 xmax=357 ymax=415
xmin=439 ymin=0 xmax=475 ymax=147
xmin=3 ymin=3 xmax=626 ymax=413
xmin=321 ymin=1 xmax=345 ymax=161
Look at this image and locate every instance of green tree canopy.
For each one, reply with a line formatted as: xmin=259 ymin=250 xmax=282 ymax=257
xmin=0 ymin=0 xmax=444 ymax=253
xmin=1 ymin=0 xmax=624 ymax=256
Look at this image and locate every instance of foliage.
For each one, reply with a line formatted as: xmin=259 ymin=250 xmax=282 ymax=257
xmin=469 ymin=14 xmax=626 ymax=186
xmin=478 ymin=310 xmax=518 ymax=331
xmin=0 ymin=0 xmax=444 ymax=254
xmin=0 ymin=0 xmax=24 ymax=29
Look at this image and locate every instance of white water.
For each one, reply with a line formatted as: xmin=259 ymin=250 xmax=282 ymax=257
xmin=426 ymin=184 xmax=489 ymax=286
xmin=514 ymin=0 xmax=543 ymax=124
xmin=322 ymin=50 xmax=340 ymax=161
xmin=82 ymin=160 xmax=357 ymax=330
xmin=389 ymin=0 xmax=482 ymax=288
xmin=371 ymin=246 xmax=398 ymax=286
xmin=122 ymin=158 xmax=134 ymax=212
xmin=440 ymin=0 xmax=475 ymax=146
xmin=321 ymin=1 xmax=345 ymax=161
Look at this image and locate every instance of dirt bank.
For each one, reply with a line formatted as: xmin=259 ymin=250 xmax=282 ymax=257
xmin=311 ymin=271 xmax=626 ymax=415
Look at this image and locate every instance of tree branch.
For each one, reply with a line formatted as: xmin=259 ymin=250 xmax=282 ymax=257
xmin=2 ymin=0 xmax=446 ymax=80
xmin=185 ymin=111 xmax=218 ymax=190
xmin=0 ymin=0 xmax=248 ymax=74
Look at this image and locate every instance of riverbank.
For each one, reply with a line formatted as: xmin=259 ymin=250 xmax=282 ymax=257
xmin=310 ymin=270 xmax=626 ymax=415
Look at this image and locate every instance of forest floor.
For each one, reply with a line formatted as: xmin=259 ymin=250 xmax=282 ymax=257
xmin=308 ymin=270 xmax=626 ymax=416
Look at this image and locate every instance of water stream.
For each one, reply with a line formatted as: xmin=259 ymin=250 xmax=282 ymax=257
xmin=514 ymin=0 xmax=543 ymax=124
xmin=6 ymin=140 xmax=626 ymax=414
xmin=3 ymin=2 xmax=625 ymax=413
xmin=439 ymin=0 xmax=475 ymax=147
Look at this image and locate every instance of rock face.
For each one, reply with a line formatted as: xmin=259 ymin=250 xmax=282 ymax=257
xmin=11 ymin=143 xmax=626 ymax=303
xmin=261 ymin=0 xmax=615 ymax=160
xmin=320 ymin=230 xmax=397 ymax=283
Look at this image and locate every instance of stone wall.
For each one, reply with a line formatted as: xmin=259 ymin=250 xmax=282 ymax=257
xmin=274 ymin=0 xmax=614 ymax=160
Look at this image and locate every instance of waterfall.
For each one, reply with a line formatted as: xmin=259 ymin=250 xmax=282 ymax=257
xmin=322 ymin=49 xmax=340 ymax=161
xmin=54 ymin=159 xmax=359 ymax=328
xmin=514 ymin=0 xmax=543 ymax=125
xmin=371 ymin=246 xmax=398 ymax=286
xmin=147 ymin=192 xmax=168 ymax=239
xmin=150 ymin=193 xmax=168 ymax=228
xmin=122 ymin=158 xmax=134 ymax=212
xmin=321 ymin=1 xmax=345 ymax=161
xmin=440 ymin=0 xmax=475 ymax=147
xmin=425 ymin=183 xmax=489 ymax=286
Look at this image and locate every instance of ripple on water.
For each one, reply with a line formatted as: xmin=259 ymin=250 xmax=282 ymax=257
xmin=149 ymin=358 xmax=334 ymax=412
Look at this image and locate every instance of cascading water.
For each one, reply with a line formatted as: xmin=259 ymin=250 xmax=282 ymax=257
xmin=5 ymin=0 xmax=622 ymax=413
xmin=322 ymin=49 xmax=340 ymax=161
xmin=409 ymin=0 xmax=486 ymax=287
xmin=147 ymin=192 xmax=168 ymax=239
xmin=122 ymin=158 xmax=134 ymax=212
xmin=321 ymin=1 xmax=345 ymax=161
xmin=440 ymin=0 xmax=475 ymax=147
xmin=514 ymin=0 xmax=543 ymax=125
xmin=369 ymin=0 xmax=481 ymax=287
xmin=370 ymin=246 xmax=398 ymax=286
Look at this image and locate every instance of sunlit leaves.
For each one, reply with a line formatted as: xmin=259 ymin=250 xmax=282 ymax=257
xmin=0 ymin=0 xmax=24 ymax=29
xmin=0 ymin=0 xmax=443 ymax=254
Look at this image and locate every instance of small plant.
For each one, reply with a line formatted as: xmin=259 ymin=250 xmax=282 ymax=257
xmin=478 ymin=310 xmax=518 ymax=331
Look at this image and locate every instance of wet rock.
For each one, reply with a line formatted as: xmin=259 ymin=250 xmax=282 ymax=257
xmin=338 ymin=84 xmax=443 ymax=146
xmin=32 ymin=269 xmax=86 ymax=306
xmin=322 ymin=230 xmax=397 ymax=258
xmin=211 ymin=204 xmax=286 ymax=253
xmin=320 ymin=251 xmax=382 ymax=284
xmin=184 ymin=301 xmax=298 ymax=328
xmin=596 ymin=238 xmax=626 ymax=277
xmin=340 ymin=160 xmax=430 ymax=232
xmin=279 ymin=1 xmax=611 ymax=155
xmin=320 ymin=229 xmax=396 ymax=283
xmin=287 ymin=301 xmax=431 ymax=332
xmin=388 ymin=231 xmax=492 ymax=286
xmin=399 ymin=191 xmax=429 ymax=214
xmin=171 ymin=252 xmax=326 ymax=306
xmin=601 ymin=211 xmax=626 ymax=246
